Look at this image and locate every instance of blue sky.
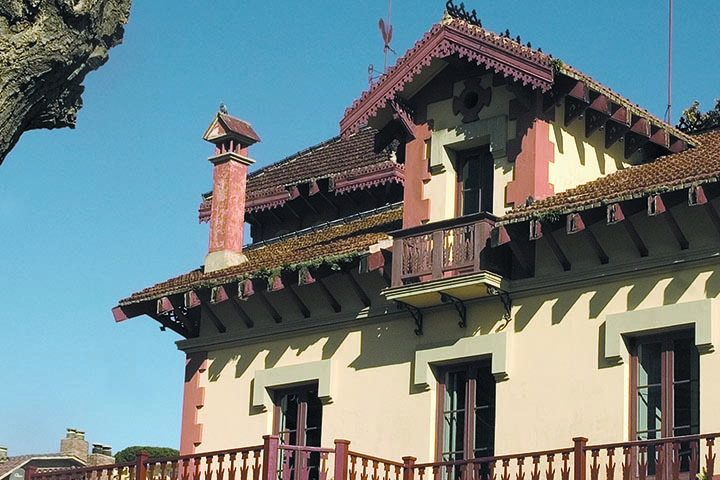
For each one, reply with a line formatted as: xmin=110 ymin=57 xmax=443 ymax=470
xmin=1 ymin=1 xmax=718 ymax=455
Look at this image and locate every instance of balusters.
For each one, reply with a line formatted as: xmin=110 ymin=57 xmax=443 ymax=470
xmin=228 ymin=453 xmax=237 ymax=480
xmin=501 ymin=458 xmax=511 ymax=480
xmin=670 ymin=442 xmax=680 ymax=480
xmin=349 ymin=455 xmax=358 ymax=480
xmin=252 ymin=449 xmax=261 ymax=480
xmin=545 ymin=454 xmax=555 ymax=480
xmin=589 ymin=450 xmax=599 ymax=480
xmin=656 ymin=443 xmax=665 ymax=480
xmin=638 ymin=445 xmax=647 ymax=480
xmin=182 ymin=458 xmax=191 ymax=480
xmin=560 ymin=453 xmax=570 ymax=480
xmin=706 ymin=437 xmax=715 ymax=480
xmin=605 ymin=448 xmax=615 ymax=480
xmin=515 ymin=457 xmax=525 ymax=480
xmin=531 ymin=456 xmax=540 ymax=480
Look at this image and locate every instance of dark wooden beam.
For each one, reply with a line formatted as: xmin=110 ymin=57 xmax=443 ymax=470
xmin=285 ymin=285 xmax=311 ymax=318
xmin=258 ymin=291 xmax=283 ymax=323
xmin=663 ymin=209 xmax=689 ymax=250
xmin=702 ymin=200 xmax=720 ymax=238
xmin=316 ymin=278 xmax=341 ymax=313
xmin=345 ymin=272 xmax=371 ymax=308
xmin=622 ymin=216 xmax=649 ymax=257
xmin=229 ymin=297 xmax=254 ymax=328
xmin=541 ymin=225 xmax=571 ymax=271
xmin=200 ymin=301 xmax=226 ymax=334
xmin=583 ymin=227 xmax=609 ymax=264
xmin=503 ymin=223 xmax=534 ymax=277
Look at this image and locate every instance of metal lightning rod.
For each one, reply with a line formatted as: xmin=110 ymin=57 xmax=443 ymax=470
xmin=666 ymin=0 xmax=673 ymax=124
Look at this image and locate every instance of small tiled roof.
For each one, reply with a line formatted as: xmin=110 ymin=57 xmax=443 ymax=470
xmin=499 ymin=129 xmax=720 ymax=224
xmin=246 ymin=127 xmax=390 ymax=194
xmin=0 ymin=455 xmax=85 ymax=480
xmin=120 ymin=204 xmax=403 ymax=305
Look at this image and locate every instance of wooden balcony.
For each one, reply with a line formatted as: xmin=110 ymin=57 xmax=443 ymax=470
xmin=27 ymin=433 xmax=720 ymax=480
xmin=385 ymin=213 xmax=509 ymax=308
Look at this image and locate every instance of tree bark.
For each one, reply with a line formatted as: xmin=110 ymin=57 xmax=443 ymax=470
xmin=0 ymin=0 xmax=132 ymax=165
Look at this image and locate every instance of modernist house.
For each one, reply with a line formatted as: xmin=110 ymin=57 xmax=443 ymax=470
xmin=108 ymin=3 xmax=720 ymax=480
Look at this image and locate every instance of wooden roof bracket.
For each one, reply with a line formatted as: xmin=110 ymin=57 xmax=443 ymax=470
xmin=316 ymin=278 xmax=342 ymax=313
xmin=258 ymin=290 xmax=283 ymax=323
xmin=396 ymin=300 xmax=423 ymax=336
xmin=567 ymin=212 xmax=609 ymax=264
xmin=285 ymin=284 xmax=311 ymax=318
xmin=440 ymin=292 xmax=467 ymax=328
xmin=542 ymin=224 xmax=571 ymax=271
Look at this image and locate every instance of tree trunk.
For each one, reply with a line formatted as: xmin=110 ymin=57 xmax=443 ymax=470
xmin=0 ymin=0 xmax=132 ymax=165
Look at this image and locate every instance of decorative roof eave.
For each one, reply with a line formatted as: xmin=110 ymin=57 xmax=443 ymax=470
xmin=199 ymin=160 xmax=404 ymax=219
xmin=498 ymin=176 xmax=720 ymax=227
xmin=118 ymin=205 xmax=404 ymax=312
xmin=332 ymin=160 xmax=405 ymax=194
xmin=340 ymin=16 xmax=553 ymax=136
xmin=558 ymin=65 xmax=697 ymax=148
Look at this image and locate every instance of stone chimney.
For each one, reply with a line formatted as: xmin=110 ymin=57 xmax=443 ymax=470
xmin=60 ymin=428 xmax=88 ymax=462
xmin=0 ymin=446 xmax=7 ymax=462
xmin=88 ymin=444 xmax=115 ymax=466
xmin=202 ymin=109 xmax=261 ymax=273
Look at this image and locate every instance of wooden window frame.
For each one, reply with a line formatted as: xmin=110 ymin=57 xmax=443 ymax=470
xmin=434 ymin=361 xmax=496 ymax=462
xmin=628 ymin=330 xmax=699 ymax=478
xmin=455 ymin=146 xmax=494 ymax=217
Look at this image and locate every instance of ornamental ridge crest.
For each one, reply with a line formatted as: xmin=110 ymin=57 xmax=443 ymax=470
xmin=445 ymin=0 xmax=481 ymax=28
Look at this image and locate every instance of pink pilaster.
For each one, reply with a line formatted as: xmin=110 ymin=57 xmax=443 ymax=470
xmin=505 ymin=118 xmax=555 ymax=207
xmin=180 ymin=351 xmax=207 ymax=455
xmin=402 ymin=123 xmax=432 ymax=229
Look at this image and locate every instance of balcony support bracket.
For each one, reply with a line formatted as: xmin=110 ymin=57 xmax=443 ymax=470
xmin=396 ymin=301 xmax=423 ymax=335
xmin=487 ymin=286 xmax=512 ymax=322
xmin=440 ymin=292 xmax=467 ymax=328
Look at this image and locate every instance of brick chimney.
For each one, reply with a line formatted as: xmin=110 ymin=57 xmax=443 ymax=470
xmin=202 ymin=110 xmax=261 ymax=273
xmin=60 ymin=428 xmax=88 ymax=462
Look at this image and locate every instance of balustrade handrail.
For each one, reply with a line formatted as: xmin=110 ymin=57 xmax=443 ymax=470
xmin=584 ymin=432 xmax=717 ymax=452
xmin=347 ymin=451 xmax=404 ymax=468
xmin=277 ymin=445 xmax=334 ymax=454
xmin=412 ymin=447 xmax=576 ymax=470
xmin=147 ymin=444 xmax=264 ymax=464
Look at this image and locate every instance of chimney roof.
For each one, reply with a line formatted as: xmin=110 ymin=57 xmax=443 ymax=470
xmin=203 ymin=113 xmax=261 ymax=147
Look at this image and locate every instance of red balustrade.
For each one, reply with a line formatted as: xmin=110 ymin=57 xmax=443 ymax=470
xmin=26 ymin=434 xmax=719 ymax=480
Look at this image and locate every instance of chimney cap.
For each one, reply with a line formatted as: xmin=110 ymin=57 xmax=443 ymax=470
xmin=203 ymin=112 xmax=261 ymax=148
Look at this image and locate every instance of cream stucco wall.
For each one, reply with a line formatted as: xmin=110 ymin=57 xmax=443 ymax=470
xmin=424 ymin=76 xmax=515 ymax=222
xmin=183 ymin=251 xmax=720 ymax=460
xmin=548 ymin=102 xmax=640 ymax=194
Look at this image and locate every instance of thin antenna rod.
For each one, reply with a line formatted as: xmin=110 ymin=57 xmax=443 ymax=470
xmin=666 ymin=0 xmax=673 ymax=123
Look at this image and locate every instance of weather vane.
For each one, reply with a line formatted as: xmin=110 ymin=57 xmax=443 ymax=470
xmin=369 ymin=0 xmax=396 ymax=87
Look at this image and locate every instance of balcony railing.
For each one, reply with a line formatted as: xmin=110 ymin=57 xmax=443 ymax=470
xmin=27 ymin=433 xmax=719 ymax=480
xmin=391 ymin=213 xmax=499 ymax=288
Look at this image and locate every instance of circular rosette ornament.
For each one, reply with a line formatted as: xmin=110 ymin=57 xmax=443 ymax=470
xmin=452 ymin=78 xmax=492 ymax=123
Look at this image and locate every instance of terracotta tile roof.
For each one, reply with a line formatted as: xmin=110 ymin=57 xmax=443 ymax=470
xmin=217 ymin=114 xmax=261 ymax=144
xmin=340 ymin=14 xmax=691 ymax=149
xmin=120 ymin=204 xmax=403 ymax=305
xmin=199 ymin=127 xmax=396 ymax=220
xmin=499 ymin=129 xmax=720 ymax=224
xmin=247 ymin=127 xmax=390 ymax=194
xmin=558 ymin=64 xmax=696 ymax=147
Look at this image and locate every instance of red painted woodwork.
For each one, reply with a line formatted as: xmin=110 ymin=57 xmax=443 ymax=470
xmin=31 ymin=433 xmax=720 ymax=480
xmin=391 ymin=214 xmax=497 ymax=287
xmin=341 ymin=18 xmax=553 ymax=136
